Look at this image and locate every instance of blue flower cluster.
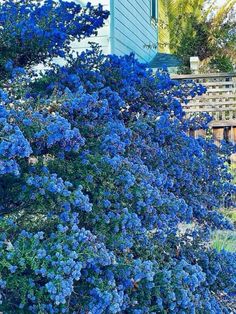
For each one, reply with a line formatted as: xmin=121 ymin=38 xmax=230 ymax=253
xmin=0 ymin=0 xmax=109 ymax=76
xmin=0 ymin=2 xmax=235 ymax=313
xmin=101 ymin=120 xmax=132 ymax=155
xmin=0 ymin=213 xmax=116 ymax=313
xmin=34 ymin=114 xmax=85 ymax=153
xmin=25 ymin=173 xmax=92 ymax=213
xmin=0 ymin=117 xmax=32 ymax=175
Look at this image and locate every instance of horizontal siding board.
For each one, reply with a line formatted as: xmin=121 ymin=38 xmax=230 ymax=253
xmin=128 ymin=0 xmax=150 ymax=20
xmin=59 ymin=0 xmax=157 ymax=63
xmin=114 ymin=21 xmax=147 ymax=53
xmin=75 ymin=0 xmax=109 ymax=5
xmin=114 ymin=39 xmax=146 ymax=63
xmin=73 ymin=23 xmax=110 ymax=38
xmin=72 ymin=37 xmax=109 ymax=49
xmin=72 ymin=0 xmax=111 ymax=54
xmin=116 ymin=0 xmax=150 ymax=29
xmin=114 ymin=6 xmax=156 ymax=41
xmin=114 ymin=35 xmax=146 ymax=61
xmin=72 ymin=32 xmax=110 ymax=53
xmin=87 ymin=0 xmax=109 ymax=4
xmin=114 ymin=24 xmax=154 ymax=61
xmin=113 ymin=0 xmax=157 ymax=63
xmin=119 ymin=0 xmax=150 ymax=20
xmin=113 ymin=37 xmax=143 ymax=59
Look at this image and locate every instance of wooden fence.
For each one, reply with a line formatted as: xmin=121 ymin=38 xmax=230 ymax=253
xmin=172 ymin=72 xmax=236 ymax=209
xmin=171 ymin=72 xmax=236 ymax=143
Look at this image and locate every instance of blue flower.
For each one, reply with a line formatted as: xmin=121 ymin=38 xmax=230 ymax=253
xmin=9 ymin=265 xmax=18 ymax=273
xmin=0 ymin=5 xmax=235 ymax=313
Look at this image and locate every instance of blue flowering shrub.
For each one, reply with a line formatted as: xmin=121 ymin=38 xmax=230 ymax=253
xmin=0 ymin=0 xmax=109 ymax=78
xmin=0 ymin=1 xmax=236 ymax=313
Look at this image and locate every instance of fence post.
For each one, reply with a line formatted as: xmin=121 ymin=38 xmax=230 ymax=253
xmin=190 ymin=56 xmax=200 ymax=74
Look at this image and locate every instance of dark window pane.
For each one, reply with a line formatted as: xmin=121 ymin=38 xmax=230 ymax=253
xmin=151 ymin=0 xmax=156 ymax=19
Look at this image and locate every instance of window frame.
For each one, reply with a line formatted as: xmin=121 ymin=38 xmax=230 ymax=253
xmin=151 ymin=0 xmax=158 ymax=27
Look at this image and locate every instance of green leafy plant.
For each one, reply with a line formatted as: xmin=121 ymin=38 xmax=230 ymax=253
xmin=212 ymin=230 xmax=236 ymax=252
xmin=158 ymin=0 xmax=236 ymax=72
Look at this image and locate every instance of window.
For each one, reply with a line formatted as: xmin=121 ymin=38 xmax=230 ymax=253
xmin=151 ymin=0 xmax=157 ymax=21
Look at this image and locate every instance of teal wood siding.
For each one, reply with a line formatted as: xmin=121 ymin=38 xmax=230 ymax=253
xmin=112 ymin=0 xmax=157 ymax=63
xmin=68 ymin=0 xmax=158 ymax=64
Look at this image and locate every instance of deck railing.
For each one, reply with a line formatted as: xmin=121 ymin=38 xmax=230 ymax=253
xmin=171 ymin=72 xmax=236 ymax=127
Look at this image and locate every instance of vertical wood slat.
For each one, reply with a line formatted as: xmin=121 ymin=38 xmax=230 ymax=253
xmin=213 ymin=128 xmax=224 ymax=143
xmin=231 ymin=126 xmax=234 ymax=144
xmin=233 ymin=127 xmax=236 ymax=142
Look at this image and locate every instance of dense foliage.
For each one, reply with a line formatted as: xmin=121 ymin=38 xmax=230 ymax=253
xmin=0 ymin=1 xmax=236 ymax=313
xmin=176 ymin=11 xmax=236 ymax=72
xmin=158 ymin=0 xmax=236 ymax=72
xmin=0 ymin=0 xmax=109 ymax=78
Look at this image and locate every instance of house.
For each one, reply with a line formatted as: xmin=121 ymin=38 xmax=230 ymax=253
xmin=73 ymin=0 xmax=158 ymax=64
